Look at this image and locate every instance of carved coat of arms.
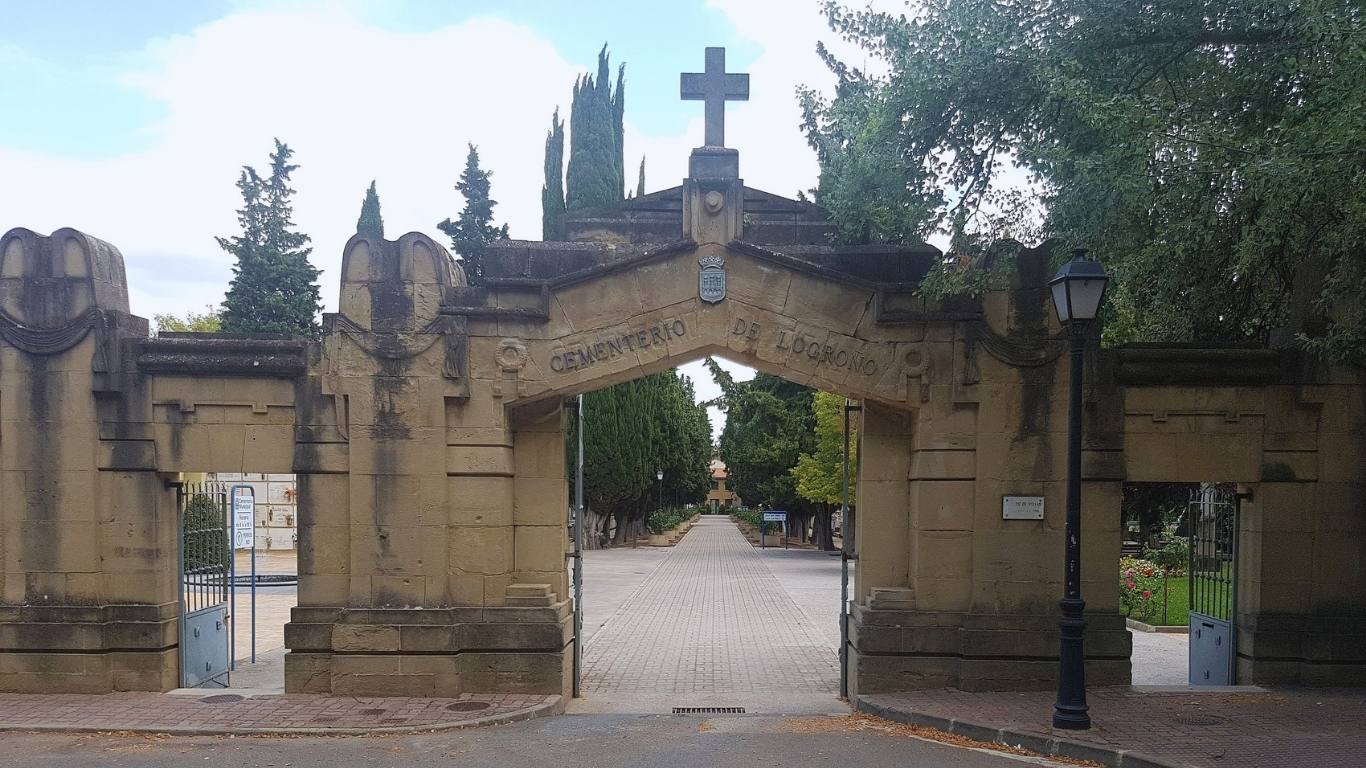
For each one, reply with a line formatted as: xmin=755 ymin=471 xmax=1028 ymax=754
xmin=698 ymin=254 xmax=726 ymax=303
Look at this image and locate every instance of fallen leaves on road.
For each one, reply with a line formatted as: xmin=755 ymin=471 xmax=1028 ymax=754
xmin=775 ymin=714 xmax=1101 ymax=767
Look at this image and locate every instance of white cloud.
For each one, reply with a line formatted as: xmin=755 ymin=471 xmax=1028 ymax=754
xmin=1 ymin=8 xmax=580 ymax=317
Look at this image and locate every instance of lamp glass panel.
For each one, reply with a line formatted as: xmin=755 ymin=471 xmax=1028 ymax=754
xmin=1050 ymin=280 xmax=1071 ymax=323
xmin=1070 ymin=278 xmax=1107 ymax=320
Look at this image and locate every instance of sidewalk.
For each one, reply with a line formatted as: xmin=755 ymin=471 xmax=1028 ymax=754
xmin=0 ymin=691 xmax=561 ymax=736
xmin=858 ymin=686 xmax=1366 ymax=768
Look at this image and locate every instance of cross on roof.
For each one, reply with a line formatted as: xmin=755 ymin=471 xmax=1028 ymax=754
xmin=680 ymin=47 xmax=749 ymax=148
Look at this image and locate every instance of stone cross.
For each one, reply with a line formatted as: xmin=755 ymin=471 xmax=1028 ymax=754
xmin=680 ymin=47 xmax=749 ymax=148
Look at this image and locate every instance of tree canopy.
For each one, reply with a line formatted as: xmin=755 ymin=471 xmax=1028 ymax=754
xmin=217 ymin=139 xmax=322 ymax=339
xmin=802 ymin=1 xmax=1366 ymax=362
xmin=153 ymin=306 xmax=222 ymax=334
xmin=792 ymin=391 xmax=859 ymax=507
xmin=707 ymin=360 xmax=816 ymax=511
xmin=356 ymin=180 xmax=384 ymax=239
xmin=565 ymin=45 xmax=626 ymax=211
xmin=541 ymin=109 xmax=567 ymax=240
xmin=438 ymin=144 xmax=509 ymax=286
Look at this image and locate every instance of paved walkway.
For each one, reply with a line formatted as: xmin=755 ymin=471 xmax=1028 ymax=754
xmin=0 ymin=691 xmax=561 ymax=735
xmin=581 ymin=517 xmax=839 ymax=698
xmin=860 ymin=686 xmax=1366 ymax=768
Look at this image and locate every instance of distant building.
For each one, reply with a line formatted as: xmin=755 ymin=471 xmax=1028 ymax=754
xmin=706 ymin=458 xmax=741 ymax=512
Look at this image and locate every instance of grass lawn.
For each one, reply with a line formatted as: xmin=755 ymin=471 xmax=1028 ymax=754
xmin=1129 ymin=574 xmax=1191 ymax=627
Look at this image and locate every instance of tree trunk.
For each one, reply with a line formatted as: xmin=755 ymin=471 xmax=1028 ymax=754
xmin=812 ymin=504 xmax=836 ymax=551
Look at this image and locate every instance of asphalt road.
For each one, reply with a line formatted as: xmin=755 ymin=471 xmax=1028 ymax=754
xmin=0 ymin=714 xmax=1058 ymax=768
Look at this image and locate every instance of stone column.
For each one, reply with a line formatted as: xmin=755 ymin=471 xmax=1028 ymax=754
xmin=0 ymin=228 xmax=173 ymax=692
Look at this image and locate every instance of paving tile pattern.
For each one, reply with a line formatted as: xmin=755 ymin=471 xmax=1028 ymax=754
xmin=863 ymin=686 xmax=1366 ymax=768
xmin=581 ymin=517 xmax=838 ymax=694
xmin=0 ymin=692 xmax=555 ymax=734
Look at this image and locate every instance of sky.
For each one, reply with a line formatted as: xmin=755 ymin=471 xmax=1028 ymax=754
xmin=0 ymin=0 xmax=894 ymax=439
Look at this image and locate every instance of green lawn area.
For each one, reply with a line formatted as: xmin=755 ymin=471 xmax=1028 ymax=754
xmin=1130 ymin=575 xmax=1190 ymax=627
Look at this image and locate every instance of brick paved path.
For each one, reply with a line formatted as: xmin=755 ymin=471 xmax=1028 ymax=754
xmin=0 ymin=691 xmax=559 ymax=734
xmin=581 ymin=517 xmax=838 ymax=695
xmin=861 ymin=686 xmax=1366 ymax=768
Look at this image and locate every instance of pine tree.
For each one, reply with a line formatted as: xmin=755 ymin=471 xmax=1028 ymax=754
xmin=217 ymin=139 xmax=322 ymax=339
xmin=437 ymin=144 xmax=509 ymax=285
xmin=541 ymin=109 xmax=566 ymax=240
xmin=565 ymin=45 xmax=625 ymax=211
xmin=355 ymin=180 xmax=384 ymax=238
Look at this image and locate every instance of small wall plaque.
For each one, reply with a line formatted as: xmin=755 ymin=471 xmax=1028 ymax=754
xmin=1002 ymin=495 xmax=1045 ymax=520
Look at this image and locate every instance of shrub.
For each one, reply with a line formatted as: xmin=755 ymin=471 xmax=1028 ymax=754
xmin=1143 ymin=537 xmax=1189 ymax=575
xmin=732 ymin=508 xmax=762 ymax=528
xmin=646 ymin=507 xmax=692 ymax=534
xmin=1119 ymin=557 xmax=1167 ymax=624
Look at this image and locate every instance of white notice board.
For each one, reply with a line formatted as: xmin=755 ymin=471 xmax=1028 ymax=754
xmin=232 ymin=489 xmax=255 ymax=549
xmin=1002 ymin=496 xmax=1045 ymax=520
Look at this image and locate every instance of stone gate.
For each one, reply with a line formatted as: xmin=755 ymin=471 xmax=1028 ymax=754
xmin=2 ymin=69 xmax=1362 ymax=698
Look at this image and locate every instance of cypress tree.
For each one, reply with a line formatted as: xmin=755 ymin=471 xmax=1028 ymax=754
xmin=565 ymin=45 xmax=625 ymax=211
xmin=635 ymin=156 xmax=645 ymax=198
xmin=438 ymin=144 xmax=509 ymax=285
xmin=217 ymin=139 xmax=322 ymax=339
xmin=356 ymin=180 xmax=384 ymax=238
xmin=541 ymin=109 xmax=566 ymax=240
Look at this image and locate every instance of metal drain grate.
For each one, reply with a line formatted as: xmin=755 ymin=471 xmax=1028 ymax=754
xmin=672 ymin=707 xmax=746 ymax=714
xmin=199 ymin=694 xmax=244 ymax=704
xmin=447 ymin=701 xmax=492 ymax=712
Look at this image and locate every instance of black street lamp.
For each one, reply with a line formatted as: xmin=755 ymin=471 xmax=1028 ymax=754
xmin=656 ymin=469 xmax=664 ymax=511
xmin=1048 ymin=248 xmax=1109 ymax=731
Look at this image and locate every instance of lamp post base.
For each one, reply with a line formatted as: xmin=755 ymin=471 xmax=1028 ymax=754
xmin=1053 ymin=596 xmax=1091 ymax=730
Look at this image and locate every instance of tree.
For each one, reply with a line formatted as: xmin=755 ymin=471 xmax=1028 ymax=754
xmin=572 ymin=370 xmax=712 ymax=546
xmin=217 ymin=139 xmax=322 ymax=339
xmin=802 ymin=1 xmax=1366 ymax=363
xmin=438 ymin=144 xmax=509 ymax=285
xmin=707 ymin=359 xmax=817 ymax=515
xmin=356 ymin=180 xmax=384 ymax=238
xmin=635 ymin=156 xmax=646 ymax=198
xmin=565 ymin=45 xmax=625 ymax=211
xmin=541 ymin=109 xmax=567 ymax=240
xmin=792 ymin=391 xmax=859 ymax=550
xmin=154 ymin=306 xmax=222 ymax=334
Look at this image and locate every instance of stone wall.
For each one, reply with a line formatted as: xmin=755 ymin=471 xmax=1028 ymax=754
xmin=0 ymin=211 xmax=1360 ymax=697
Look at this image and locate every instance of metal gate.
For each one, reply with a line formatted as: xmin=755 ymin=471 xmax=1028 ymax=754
xmin=1188 ymin=484 xmax=1239 ymax=685
xmin=178 ymin=481 xmax=231 ymax=688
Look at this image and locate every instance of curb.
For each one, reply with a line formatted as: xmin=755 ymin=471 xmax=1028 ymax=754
xmin=1126 ymin=618 xmax=1188 ymax=634
xmin=855 ymin=696 xmax=1183 ymax=768
xmin=0 ymin=695 xmax=564 ymax=738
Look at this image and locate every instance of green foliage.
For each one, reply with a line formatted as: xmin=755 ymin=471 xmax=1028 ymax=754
xmin=792 ymin=391 xmax=858 ymax=506
xmin=572 ymin=370 xmax=712 ymax=539
xmin=217 ymin=139 xmax=322 ymax=339
xmin=183 ymin=493 xmax=228 ymax=571
xmin=731 ymin=508 xmax=763 ymax=528
xmin=1120 ymin=557 xmax=1168 ymax=623
xmin=154 ymin=306 xmax=222 ymax=334
xmin=356 ymin=179 xmax=384 ymax=238
xmin=707 ymin=359 xmax=816 ymax=510
xmin=635 ymin=155 xmax=646 ymax=198
xmin=804 ymin=1 xmax=1366 ymax=363
xmin=541 ymin=109 xmax=567 ymax=240
xmin=566 ymin=45 xmax=625 ymax=210
xmin=438 ymin=144 xmax=510 ymax=286
xmin=646 ymin=507 xmax=693 ymax=535
xmin=1144 ymin=537 xmax=1190 ymax=575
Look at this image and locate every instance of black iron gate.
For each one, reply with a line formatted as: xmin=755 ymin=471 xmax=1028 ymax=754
xmin=178 ymin=481 xmax=231 ymax=688
xmin=1188 ymin=484 xmax=1239 ymax=685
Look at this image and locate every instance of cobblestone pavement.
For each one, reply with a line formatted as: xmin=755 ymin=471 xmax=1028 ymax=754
xmin=861 ymin=686 xmax=1366 ymax=768
xmin=0 ymin=691 xmax=559 ymax=735
xmin=581 ymin=517 xmax=839 ymax=696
